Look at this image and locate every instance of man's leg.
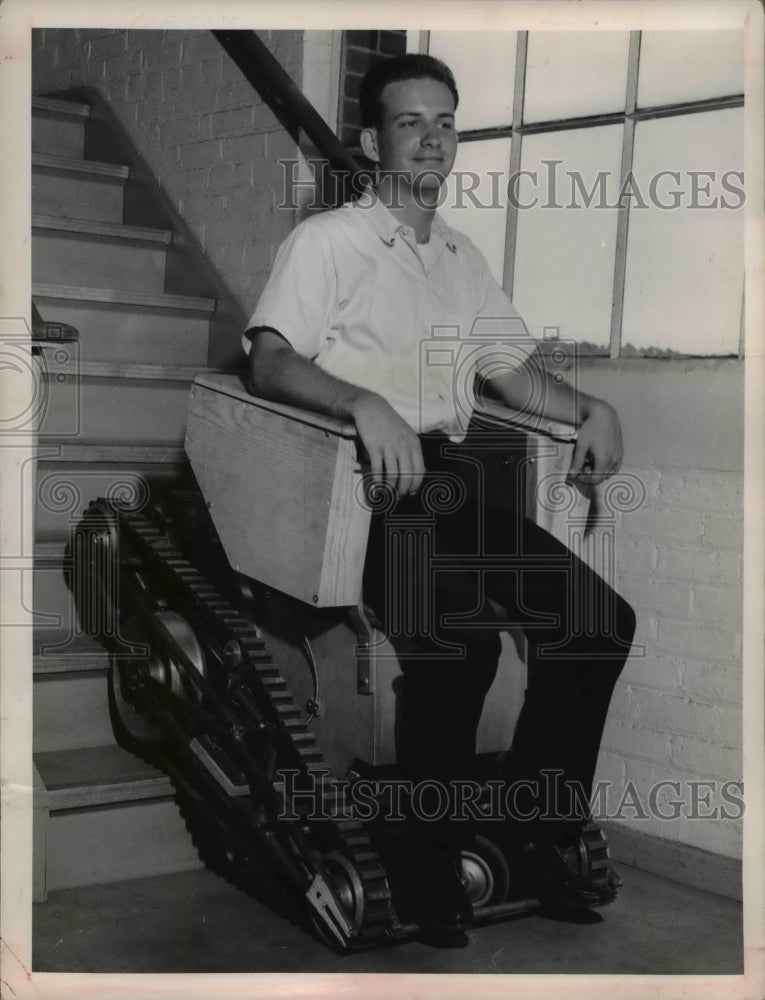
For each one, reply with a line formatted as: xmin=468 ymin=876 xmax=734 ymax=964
xmin=363 ymin=492 xmax=502 ymax=852
xmin=477 ymin=510 xmax=636 ymax=843
xmin=361 ymin=452 xmax=505 ymax=934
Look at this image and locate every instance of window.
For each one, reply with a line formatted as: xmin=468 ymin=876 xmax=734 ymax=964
xmin=340 ymin=29 xmax=745 ymax=358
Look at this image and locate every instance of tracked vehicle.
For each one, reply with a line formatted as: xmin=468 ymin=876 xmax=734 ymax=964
xmin=71 ymin=371 xmax=615 ymax=951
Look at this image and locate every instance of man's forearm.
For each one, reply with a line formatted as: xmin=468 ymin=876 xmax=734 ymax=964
xmin=247 ymin=328 xmax=427 ymax=494
xmin=487 ymin=357 xmax=611 ymax=427
xmin=248 ymin=334 xmax=369 ymax=423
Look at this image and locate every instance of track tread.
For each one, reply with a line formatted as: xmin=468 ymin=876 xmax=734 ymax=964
xmin=111 ymin=500 xmax=395 ymax=948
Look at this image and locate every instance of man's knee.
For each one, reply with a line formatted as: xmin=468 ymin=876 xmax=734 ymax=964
xmin=606 ymin=590 xmax=637 ymax=656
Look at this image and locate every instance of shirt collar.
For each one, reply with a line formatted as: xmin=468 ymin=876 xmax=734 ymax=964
xmin=353 ymin=186 xmax=458 ymax=254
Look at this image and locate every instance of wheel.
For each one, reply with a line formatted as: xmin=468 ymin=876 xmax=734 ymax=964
xmin=459 ymin=835 xmax=511 ymax=909
xmin=308 ymin=851 xmax=366 ymax=950
xmin=575 ymin=823 xmax=612 ymax=893
xmin=109 ymin=609 xmax=206 ymax=748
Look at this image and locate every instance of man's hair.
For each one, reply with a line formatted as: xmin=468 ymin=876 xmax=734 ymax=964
xmin=359 ymin=54 xmax=459 ymax=129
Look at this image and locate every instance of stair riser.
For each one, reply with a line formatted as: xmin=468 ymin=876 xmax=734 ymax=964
xmin=32 ymin=114 xmax=86 ymax=159
xmin=34 ymin=560 xmax=180 ymax=646
xmin=36 ymin=377 xmax=191 ymax=443
xmin=34 ymin=672 xmax=114 ymax=753
xmin=33 ymin=169 xmax=125 ymax=224
xmin=35 ymin=463 xmax=187 ymax=536
xmin=33 ymin=232 xmax=168 ymax=295
xmin=34 ymin=298 xmax=210 ymax=365
xmin=44 ymin=798 xmax=202 ymax=891
xmin=34 ymin=562 xmax=79 ymax=636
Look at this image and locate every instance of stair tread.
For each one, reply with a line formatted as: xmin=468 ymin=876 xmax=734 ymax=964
xmin=34 ymin=652 xmax=109 ymax=676
xmin=33 ymin=629 xmax=107 ymax=661
xmin=35 ymin=745 xmax=170 ymax=799
xmin=33 ymin=282 xmax=216 ymax=313
xmin=34 ymin=350 xmax=232 ymax=383
xmin=32 ymin=214 xmax=173 ymax=245
xmin=33 ymin=96 xmax=91 ymax=119
xmin=33 ymin=152 xmax=129 ymax=179
xmin=34 ymin=537 xmax=67 ymax=558
xmin=37 ymin=441 xmax=188 ymax=464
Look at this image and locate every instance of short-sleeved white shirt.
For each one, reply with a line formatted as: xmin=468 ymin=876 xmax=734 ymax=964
xmin=243 ymin=187 xmax=537 ymax=440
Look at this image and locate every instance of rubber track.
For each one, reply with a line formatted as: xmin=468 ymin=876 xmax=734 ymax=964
xmin=116 ymin=505 xmax=395 ymax=948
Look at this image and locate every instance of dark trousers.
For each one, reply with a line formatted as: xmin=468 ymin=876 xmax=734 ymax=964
xmin=362 ymin=433 xmax=636 ymax=851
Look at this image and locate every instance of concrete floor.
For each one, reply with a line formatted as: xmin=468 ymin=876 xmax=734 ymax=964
xmin=33 ymin=863 xmax=742 ymax=975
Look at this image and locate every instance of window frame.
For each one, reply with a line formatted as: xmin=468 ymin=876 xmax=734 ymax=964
xmin=413 ymin=29 xmax=745 ymax=360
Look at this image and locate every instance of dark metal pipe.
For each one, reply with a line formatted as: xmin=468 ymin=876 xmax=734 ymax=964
xmin=213 ymin=30 xmax=362 ymax=180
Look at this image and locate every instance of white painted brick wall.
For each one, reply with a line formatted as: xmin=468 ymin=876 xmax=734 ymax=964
xmin=32 ymin=28 xmax=303 ymax=343
xmin=595 ymin=462 xmax=744 ymax=859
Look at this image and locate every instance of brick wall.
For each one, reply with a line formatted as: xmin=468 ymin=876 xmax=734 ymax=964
xmin=32 ymin=28 xmax=303 ymax=364
xmin=337 ymin=30 xmax=408 ymax=152
xmin=579 ymin=359 xmax=744 ymax=859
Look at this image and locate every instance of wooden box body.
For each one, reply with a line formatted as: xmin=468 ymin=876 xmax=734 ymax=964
xmin=186 ymin=373 xmax=370 ymax=607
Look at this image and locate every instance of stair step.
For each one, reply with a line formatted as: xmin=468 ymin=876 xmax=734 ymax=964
xmin=35 ymin=745 xmax=201 ymax=890
xmin=36 ymin=745 xmax=170 ymax=810
xmin=34 ymin=347 xmax=227 ymax=383
xmin=34 ymin=648 xmax=108 ymax=674
xmin=37 ymin=441 xmax=188 ymax=464
xmin=34 ymin=657 xmax=113 ymax=754
xmin=33 ymin=216 xmax=173 ymax=295
xmin=33 ymin=282 xmax=215 ymax=314
xmin=32 ymin=96 xmax=92 ymax=118
xmin=33 ymin=155 xmax=129 ymax=224
xmin=33 ymin=215 xmax=172 ymax=245
xmin=33 ymin=153 xmax=129 ymax=180
xmin=34 ymin=459 xmax=189 ymax=537
xmin=35 ymin=369 xmax=191 ymax=444
xmin=32 ymin=97 xmax=90 ymax=159
xmin=34 ymin=628 xmax=106 ymax=659
xmin=33 ymin=282 xmax=214 ymax=365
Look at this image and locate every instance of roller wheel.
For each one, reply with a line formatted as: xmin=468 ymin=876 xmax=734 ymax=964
xmin=109 ymin=609 xmax=206 ymax=749
xmin=308 ymin=851 xmax=366 ymax=950
xmin=575 ymin=823 xmax=612 ymax=894
xmin=459 ymin=835 xmax=511 ymax=909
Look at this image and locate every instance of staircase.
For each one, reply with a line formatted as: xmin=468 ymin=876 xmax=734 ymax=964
xmin=31 ymin=95 xmax=221 ymax=899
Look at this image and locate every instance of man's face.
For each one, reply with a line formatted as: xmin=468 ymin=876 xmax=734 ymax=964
xmin=363 ymin=77 xmax=458 ymax=194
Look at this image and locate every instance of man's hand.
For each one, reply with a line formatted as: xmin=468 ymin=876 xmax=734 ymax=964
xmin=568 ymin=399 xmax=623 ymax=488
xmin=351 ymin=391 xmax=425 ymax=497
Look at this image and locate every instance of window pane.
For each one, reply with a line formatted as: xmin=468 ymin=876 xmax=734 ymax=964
xmin=428 ymin=31 xmax=516 ymax=130
xmin=524 ymin=31 xmax=631 ymax=123
xmin=637 ymin=30 xmax=744 ymax=108
xmin=438 ymin=138 xmax=512 ymax=283
xmin=622 ymin=108 xmax=744 ymax=355
xmin=405 ymin=30 xmax=423 ymax=54
xmin=511 ymin=125 xmax=624 ymax=351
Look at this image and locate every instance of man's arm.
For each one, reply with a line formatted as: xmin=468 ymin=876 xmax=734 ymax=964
xmin=247 ymin=328 xmax=425 ymax=496
xmin=486 ymin=352 xmax=623 ymax=486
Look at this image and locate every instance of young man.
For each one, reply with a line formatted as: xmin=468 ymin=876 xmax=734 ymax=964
xmin=243 ymin=54 xmax=636 ymax=938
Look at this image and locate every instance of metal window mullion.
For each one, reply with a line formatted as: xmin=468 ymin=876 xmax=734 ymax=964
xmin=457 ymin=93 xmax=744 ymax=143
xmin=502 ymin=31 xmax=527 ymax=300
xmin=609 ymin=30 xmax=642 ymax=360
